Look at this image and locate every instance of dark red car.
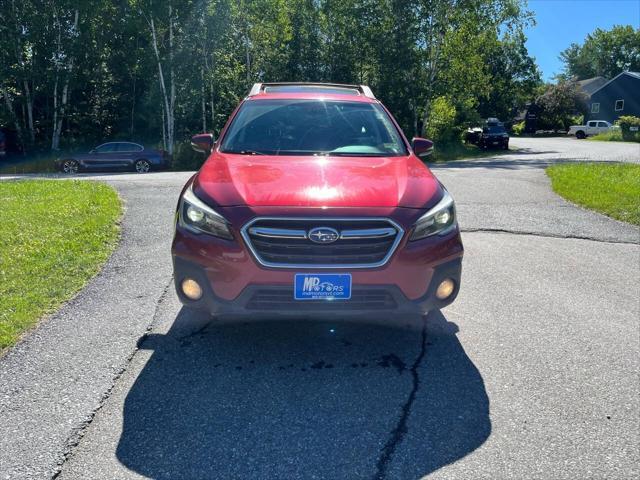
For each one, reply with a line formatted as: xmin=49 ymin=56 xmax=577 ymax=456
xmin=172 ymin=83 xmax=462 ymax=324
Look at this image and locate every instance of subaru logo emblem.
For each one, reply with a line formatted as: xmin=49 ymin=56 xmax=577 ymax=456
xmin=308 ymin=227 xmax=340 ymax=244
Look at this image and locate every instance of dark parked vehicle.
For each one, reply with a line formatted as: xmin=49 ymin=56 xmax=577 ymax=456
xmin=465 ymin=118 xmax=509 ymax=150
xmin=0 ymin=130 xmax=6 ymax=158
xmin=464 ymin=127 xmax=482 ymax=145
xmin=0 ymin=128 xmax=21 ymax=157
xmin=56 ymin=142 xmax=169 ymax=173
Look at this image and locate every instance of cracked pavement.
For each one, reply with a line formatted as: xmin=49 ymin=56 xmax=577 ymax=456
xmin=1 ymin=137 xmax=639 ymax=479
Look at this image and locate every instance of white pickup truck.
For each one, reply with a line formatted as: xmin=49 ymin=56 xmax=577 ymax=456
xmin=568 ymin=120 xmax=615 ymax=139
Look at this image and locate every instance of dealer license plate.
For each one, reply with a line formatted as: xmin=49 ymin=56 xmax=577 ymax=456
xmin=294 ymin=274 xmax=352 ymax=300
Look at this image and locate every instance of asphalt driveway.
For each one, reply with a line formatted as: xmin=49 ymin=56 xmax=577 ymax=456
xmin=1 ymin=137 xmax=638 ymax=479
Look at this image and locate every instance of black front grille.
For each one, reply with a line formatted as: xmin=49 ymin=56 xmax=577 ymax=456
xmin=242 ymin=218 xmax=402 ymax=267
xmin=246 ymin=288 xmax=398 ymax=310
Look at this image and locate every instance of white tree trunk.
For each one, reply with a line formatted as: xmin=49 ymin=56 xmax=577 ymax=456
xmin=51 ymin=8 xmax=78 ymax=151
xmin=168 ymin=4 xmax=175 ymax=155
xmin=204 ymin=33 xmax=216 ymax=134
xmin=239 ymin=1 xmax=251 ymax=82
xmin=23 ymin=80 xmax=35 ymax=144
xmin=201 ymin=67 xmax=207 ymax=132
xmin=200 ymin=9 xmax=208 ymax=133
xmin=130 ymin=74 xmax=136 ymax=137
xmin=210 ymin=83 xmax=216 ymax=133
xmin=161 ymin=106 xmax=167 ymax=151
xmin=420 ymin=12 xmax=445 ymax=137
xmin=51 ymin=77 xmax=59 ymax=150
xmin=245 ymin=41 xmax=251 ymax=82
xmin=149 ymin=16 xmax=169 ymax=151
xmin=148 ymin=7 xmax=175 ymax=155
xmin=53 ymin=80 xmax=69 ymax=150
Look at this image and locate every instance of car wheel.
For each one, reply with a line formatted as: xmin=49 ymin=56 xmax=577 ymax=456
xmin=61 ymin=159 xmax=79 ymax=174
xmin=135 ymin=159 xmax=150 ymax=173
xmin=576 ymin=131 xmax=586 ymax=139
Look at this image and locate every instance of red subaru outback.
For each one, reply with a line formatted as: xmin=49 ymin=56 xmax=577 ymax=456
xmin=172 ymin=83 xmax=463 ymax=324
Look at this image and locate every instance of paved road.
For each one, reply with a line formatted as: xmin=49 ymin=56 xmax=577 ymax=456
xmin=1 ymin=138 xmax=638 ymax=479
xmin=510 ymin=136 xmax=639 ymax=163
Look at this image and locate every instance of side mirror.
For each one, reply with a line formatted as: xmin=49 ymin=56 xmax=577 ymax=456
xmin=191 ymin=133 xmax=215 ymax=154
xmin=412 ymin=137 xmax=434 ymax=158
xmin=89 ymin=149 xmax=96 ymax=154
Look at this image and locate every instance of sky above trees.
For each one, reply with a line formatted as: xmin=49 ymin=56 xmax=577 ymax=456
xmin=525 ymin=0 xmax=639 ymax=80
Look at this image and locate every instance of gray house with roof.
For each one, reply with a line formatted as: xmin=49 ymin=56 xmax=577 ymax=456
xmin=588 ymin=71 xmax=640 ymax=122
xmin=578 ymin=76 xmax=607 ymax=96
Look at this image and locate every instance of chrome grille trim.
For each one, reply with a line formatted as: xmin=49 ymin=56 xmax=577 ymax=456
xmin=248 ymin=227 xmax=307 ymax=239
xmin=340 ymin=227 xmax=397 ymax=239
xmin=240 ymin=217 xmax=405 ymax=269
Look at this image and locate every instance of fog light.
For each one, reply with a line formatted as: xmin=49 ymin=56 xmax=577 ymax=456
xmin=435 ymin=278 xmax=455 ymax=300
xmin=181 ymin=278 xmax=203 ymax=300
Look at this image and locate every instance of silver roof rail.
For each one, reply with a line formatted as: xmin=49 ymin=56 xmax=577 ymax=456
xmin=247 ymin=82 xmax=376 ymax=99
xmin=248 ymin=83 xmax=262 ymax=96
xmin=359 ymin=85 xmax=375 ymax=99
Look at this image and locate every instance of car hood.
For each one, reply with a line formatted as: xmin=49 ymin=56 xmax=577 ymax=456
xmin=194 ymin=152 xmax=440 ymax=208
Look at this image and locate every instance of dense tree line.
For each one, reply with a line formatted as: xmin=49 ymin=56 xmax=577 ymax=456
xmin=1 ymin=0 xmax=540 ymax=162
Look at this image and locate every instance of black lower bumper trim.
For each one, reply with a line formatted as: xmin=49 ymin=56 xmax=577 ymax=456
xmin=172 ymin=256 xmax=462 ymax=320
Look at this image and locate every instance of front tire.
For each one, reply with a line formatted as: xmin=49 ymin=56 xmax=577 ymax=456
xmin=575 ymin=131 xmax=586 ymax=139
xmin=134 ymin=159 xmax=151 ymax=173
xmin=61 ymin=159 xmax=79 ymax=174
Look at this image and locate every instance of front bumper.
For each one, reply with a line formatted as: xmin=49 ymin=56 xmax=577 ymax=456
xmin=173 ymin=255 xmax=461 ymax=321
xmin=172 ymin=217 xmax=463 ymax=322
xmin=480 ymin=136 xmax=509 ymax=148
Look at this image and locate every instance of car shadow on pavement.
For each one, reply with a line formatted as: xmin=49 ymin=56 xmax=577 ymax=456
xmin=116 ymin=309 xmax=490 ymax=479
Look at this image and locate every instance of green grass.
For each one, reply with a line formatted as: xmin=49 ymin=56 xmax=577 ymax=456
xmin=546 ymin=163 xmax=640 ymax=226
xmin=430 ymin=142 xmax=513 ymax=162
xmin=0 ymin=180 xmax=122 ymax=350
xmin=587 ymin=130 xmax=640 ymax=143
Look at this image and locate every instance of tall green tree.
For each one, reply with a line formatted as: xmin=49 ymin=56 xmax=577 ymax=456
xmin=415 ymin=0 xmax=536 ymax=135
xmin=536 ymin=80 xmax=588 ymax=130
xmin=478 ymin=31 xmax=541 ymax=121
xmin=560 ymin=25 xmax=640 ymax=80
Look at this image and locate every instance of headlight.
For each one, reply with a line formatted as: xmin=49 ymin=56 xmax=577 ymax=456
xmin=409 ymin=190 xmax=457 ymax=241
xmin=178 ymin=184 xmax=233 ymax=239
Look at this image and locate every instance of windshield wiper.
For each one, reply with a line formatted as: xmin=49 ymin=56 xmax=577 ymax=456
xmin=223 ymin=149 xmax=266 ymax=155
xmin=326 ymin=152 xmax=390 ymax=157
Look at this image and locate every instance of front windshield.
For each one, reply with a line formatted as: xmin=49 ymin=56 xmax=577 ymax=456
xmin=483 ymin=125 xmax=506 ymax=134
xmin=220 ymin=99 xmax=407 ymax=156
